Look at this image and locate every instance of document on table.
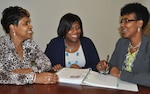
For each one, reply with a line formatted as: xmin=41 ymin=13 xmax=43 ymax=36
xmin=56 ymin=68 xmax=90 ymax=85
xmin=82 ymin=70 xmax=138 ymax=92
xmin=82 ymin=70 xmax=118 ymax=89
xmin=117 ymin=79 xmax=139 ymax=92
xmin=56 ymin=68 xmax=138 ymax=92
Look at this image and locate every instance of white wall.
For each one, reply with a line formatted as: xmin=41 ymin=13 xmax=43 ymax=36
xmin=0 ymin=0 xmax=149 ymax=59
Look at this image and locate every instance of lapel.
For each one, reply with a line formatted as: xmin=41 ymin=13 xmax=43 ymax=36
xmin=121 ymin=39 xmax=129 ymax=65
xmin=132 ymin=35 xmax=149 ymax=70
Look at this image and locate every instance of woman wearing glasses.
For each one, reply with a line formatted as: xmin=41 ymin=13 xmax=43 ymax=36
xmin=97 ymin=2 xmax=150 ymax=87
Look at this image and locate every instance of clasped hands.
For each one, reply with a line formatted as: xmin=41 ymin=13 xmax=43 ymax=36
xmin=12 ymin=68 xmax=58 ymax=84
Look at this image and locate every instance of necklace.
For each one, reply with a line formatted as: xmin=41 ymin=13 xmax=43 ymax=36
xmin=69 ymin=48 xmax=72 ymax=52
xmin=64 ymin=39 xmax=80 ymax=53
xmin=65 ymin=42 xmax=72 ymax=52
xmin=65 ymin=45 xmax=72 ymax=52
xmin=129 ymin=41 xmax=141 ymax=51
xmin=65 ymin=40 xmax=71 ymax=52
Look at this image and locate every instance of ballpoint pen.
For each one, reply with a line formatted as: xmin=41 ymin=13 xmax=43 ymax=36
xmin=106 ymin=55 xmax=109 ymax=64
xmin=103 ymin=55 xmax=109 ymax=75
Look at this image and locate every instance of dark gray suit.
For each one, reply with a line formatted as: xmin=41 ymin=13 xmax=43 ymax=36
xmin=109 ymin=34 xmax=150 ymax=87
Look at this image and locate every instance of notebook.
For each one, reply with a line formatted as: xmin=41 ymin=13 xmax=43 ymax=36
xmin=56 ymin=68 xmax=138 ymax=92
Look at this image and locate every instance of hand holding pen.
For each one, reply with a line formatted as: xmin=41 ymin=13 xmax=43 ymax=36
xmin=96 ymin=55 xmax=110 ymax=74
xmin=104 ymin=55 xmax=110 ymax=74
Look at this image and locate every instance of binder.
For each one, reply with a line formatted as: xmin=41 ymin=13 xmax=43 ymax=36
xmin=56 ymin=68 xmax=138 ymax=92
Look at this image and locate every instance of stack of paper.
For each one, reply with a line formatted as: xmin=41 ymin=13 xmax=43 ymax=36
xmin=82 ymin=70 xmax=138 ymax=92
xmin=82 ymin=70 xmax=117 ymax=89
xmin=56 ymin=68 xmax=138 ymax=92
xmin=56 ymin=68 xmax=90 ymax=85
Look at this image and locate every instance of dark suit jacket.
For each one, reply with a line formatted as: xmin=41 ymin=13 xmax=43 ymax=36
xmin=109 ymin=34 xmax=150 ymax=87
xmin=45 ymin=37 xmax=100 ymax=71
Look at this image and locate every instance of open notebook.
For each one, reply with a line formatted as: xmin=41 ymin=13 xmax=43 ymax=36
xmin=56 ymin=68 xmax=138 ymax=92
xmin=56 ymin=68 xmax=90 ymax=85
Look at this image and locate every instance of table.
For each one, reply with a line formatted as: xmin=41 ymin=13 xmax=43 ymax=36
xmin=0 ymin=83 xmax=149 ymax=94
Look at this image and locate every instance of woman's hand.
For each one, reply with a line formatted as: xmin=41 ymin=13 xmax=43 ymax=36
xmin=12 ymin=68 xmax=33 ymax=74
xmin=110 ymin=67 xmax=120 ymax=78
xmin=34 ymin=72 xmax=58 ymax=84
xmin=52 ymin=64 xmax=63 ymax=71
xmin=96 ymin=60 xmax=109 ymax=72
xmin=70 ymin=64 xmax=81 ymax=69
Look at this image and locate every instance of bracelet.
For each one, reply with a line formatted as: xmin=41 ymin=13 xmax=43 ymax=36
xmin=33 ymin=74 xmax=36 ymax=82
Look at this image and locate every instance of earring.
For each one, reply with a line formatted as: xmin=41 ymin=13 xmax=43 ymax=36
xmin=138 ymin=27 xmax=140 ymax=32
xmin=13 ymin=31 xmax=16 ymax=36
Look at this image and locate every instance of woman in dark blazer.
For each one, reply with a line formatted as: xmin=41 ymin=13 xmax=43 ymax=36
xmin=45 ymin=13 xmax=100 ymax=72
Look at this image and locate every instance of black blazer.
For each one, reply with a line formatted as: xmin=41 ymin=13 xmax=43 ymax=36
xmin=45 ymin=37 xmax=100 ymax=71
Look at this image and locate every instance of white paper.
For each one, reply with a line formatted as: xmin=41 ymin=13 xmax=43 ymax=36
xmin=56 ymin=68 xmax=90 ymax=85
xmin=117 ymin=79 xmax=138 ymax=92
xmin=82 ymin=71 xmax=117 ymax=89
xmin=56 ymin=68 xmax=138 ymax=92
xmin=82 ymin=70 xmax=138 ymax=92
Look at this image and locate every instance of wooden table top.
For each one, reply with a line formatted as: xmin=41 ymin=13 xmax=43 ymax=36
xmin=0 ymin=83 xmax=149 ymax=94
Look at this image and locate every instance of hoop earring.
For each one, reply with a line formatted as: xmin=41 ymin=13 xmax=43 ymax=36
xmin=138 ymin=27 xmax=140 ymax=32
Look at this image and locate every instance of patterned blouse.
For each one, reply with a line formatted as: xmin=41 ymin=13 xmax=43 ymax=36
xmin=0 ymin=34 xmax=51 ymax=85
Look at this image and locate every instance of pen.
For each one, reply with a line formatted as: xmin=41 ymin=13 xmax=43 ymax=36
xmin=106 ymin=55 xmax=109 ymax=64
xmin=103 ymin=55 xmax=109 ymax=75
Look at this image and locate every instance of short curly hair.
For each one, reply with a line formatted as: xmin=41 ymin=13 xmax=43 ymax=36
xmin=1 ymin=6 xmax=30 ymax=33
xmin=121 ymin=2 xmax=149 ymax=29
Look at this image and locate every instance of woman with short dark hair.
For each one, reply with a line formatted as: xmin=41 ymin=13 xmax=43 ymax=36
xmin=0 ymin=6 xmax=58 ymax=85
xmin=97 ymin=2 xmax=150 ymax=87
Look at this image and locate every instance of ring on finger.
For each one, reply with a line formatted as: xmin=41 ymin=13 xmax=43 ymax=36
xmin=48 ymin=76 xmax=51 ymax=82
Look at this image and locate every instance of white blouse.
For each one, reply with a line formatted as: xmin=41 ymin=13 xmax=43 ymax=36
xmin=65 ymin=45 xmax=86 ymax=68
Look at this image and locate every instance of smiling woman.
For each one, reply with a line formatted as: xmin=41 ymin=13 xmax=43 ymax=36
xmin=0 ymin=6 xmax=58 ymax=85
xmin=44 ymin=13 xmax=100 ymax=72
xmin=97 ymin=2 xmax=150 ymax=87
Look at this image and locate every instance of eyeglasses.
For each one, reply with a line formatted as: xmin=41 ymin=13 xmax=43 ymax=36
xmin=120 ymin=19 xmax=137 ymax=24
